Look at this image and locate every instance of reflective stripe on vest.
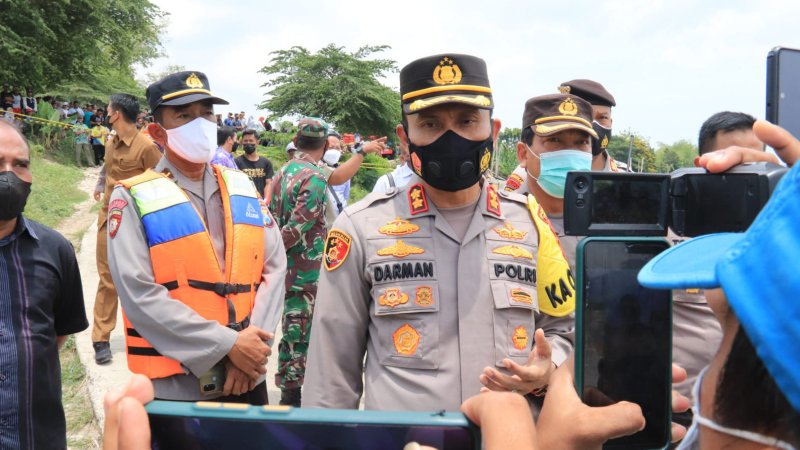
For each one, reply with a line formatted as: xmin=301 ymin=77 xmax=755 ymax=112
xmin=118 ymin=167 xmax=265 ymax=379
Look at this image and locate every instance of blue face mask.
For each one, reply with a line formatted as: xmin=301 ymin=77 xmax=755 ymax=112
xmin=527 ymin=148 xmax=592 ymax=198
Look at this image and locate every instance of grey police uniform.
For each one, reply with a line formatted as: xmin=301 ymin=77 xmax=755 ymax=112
xmin=107 ymin=156 xmax=288 ymax=400
xmin=303 ymin=176 xmax=574 ymax=411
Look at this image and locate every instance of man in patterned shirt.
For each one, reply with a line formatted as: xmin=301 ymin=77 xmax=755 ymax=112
xmin=269 ymin=117 xmax=329 ymax=406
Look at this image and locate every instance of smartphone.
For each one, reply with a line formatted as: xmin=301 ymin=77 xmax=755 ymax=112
xmin=146 ymin=400 xmax=481 ymax=450
xmin=575 ymin=237 xmax=672 ymax=450
xmin=767 ymin=46 xmax=800 ymax=140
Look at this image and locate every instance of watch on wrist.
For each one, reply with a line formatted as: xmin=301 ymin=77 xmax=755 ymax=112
xmin=356 ymin=143 xmax=367 ymax=156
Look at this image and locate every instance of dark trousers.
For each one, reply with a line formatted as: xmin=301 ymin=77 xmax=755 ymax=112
xmin=155 ymin=381 xmax=269 ymax=405
xmin=92 ymin=144 xmax=105 ymax=166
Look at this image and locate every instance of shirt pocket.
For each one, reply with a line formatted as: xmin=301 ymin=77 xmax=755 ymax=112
xmin=372 ymin=283 xmax=440 ymax=370
xmin=490 ymin=280 xmax=537 ymax=367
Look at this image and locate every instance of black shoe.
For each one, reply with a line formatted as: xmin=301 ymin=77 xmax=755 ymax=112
xmin=93 ymin=341 xmax=112 ymax=365
xmin=279 ymin=388 xmax=301 ymax=407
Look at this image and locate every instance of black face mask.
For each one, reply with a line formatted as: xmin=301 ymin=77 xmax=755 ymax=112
xmin=232 ymin=142 xmax=240 ymax=152
xmin=0 ymin=171 xmax=32 ymax=220
xmin=243 ymin=144 xmax=256 ymax=154
xmin=407 ymin=129 xmax=494 ymax=192
xmin=592 ymin=121 xmax=612 ymax=156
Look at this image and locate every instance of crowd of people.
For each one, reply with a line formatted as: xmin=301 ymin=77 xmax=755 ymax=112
xmin=0 ymin=52 xmax=798 ymax=450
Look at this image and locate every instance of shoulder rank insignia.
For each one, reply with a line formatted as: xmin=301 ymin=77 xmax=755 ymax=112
xmin=492 ymin=244 xmax=533 ymax=260
xmin=512 ymin=326 xmax=528 ymax=350
xmin=414 ymin=286 xmax=434 ymax=306
xmin=493 ymin=222 xmax=528 ymax=240
xmin=324 ymin=229 xmax=352 ymax=271
xmin=379 ymin=288 xmax=409 ymax=308
xmin=393 ymin=323 xmax=421 ymax=356
xmin=379 ymin=218 xmax=420 ymax=236
xmin=108 ymin=198 xmax=127 ymax=239
xmin=504 ymin=173 xmax=523 ymax=192
xmin=408 ymin=183 xmax=429 ymax=215
xmin=486 ymin=184 xmax=501 ymax=216
xmin=377 ymin=240 xmax=425 ymax=258
xmin=510 ymin=287 xmax=533 ymax=304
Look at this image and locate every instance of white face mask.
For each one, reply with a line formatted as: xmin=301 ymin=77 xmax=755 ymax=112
xmin=165 ymin=117 xmax=217 ymax=164
xmin=677 ymin=367 xmax=797 ymax=450
xmin=322 ymin=149 xmax=342 ymax=166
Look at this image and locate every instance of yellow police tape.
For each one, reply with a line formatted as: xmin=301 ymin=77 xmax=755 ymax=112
xmin=7 ymin=111 xmax=79 ymax=129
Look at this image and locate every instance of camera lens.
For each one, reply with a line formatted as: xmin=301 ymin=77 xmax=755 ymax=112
xmin=575 ymin=177 xmax=588 ymax=193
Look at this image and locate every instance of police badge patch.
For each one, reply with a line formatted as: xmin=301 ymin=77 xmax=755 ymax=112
xmin=324 ymin=229 xmax=352 ymax=271
xmin=107 ymin=198 xmax=127 ymax=239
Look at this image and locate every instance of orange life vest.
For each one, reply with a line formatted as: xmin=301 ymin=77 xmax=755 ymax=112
xmin=118 ymin=166 xmax=265 ymax=379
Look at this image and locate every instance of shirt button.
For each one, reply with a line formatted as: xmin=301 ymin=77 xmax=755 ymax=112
xmin=0 ymin=374 xmax=6 ymax=381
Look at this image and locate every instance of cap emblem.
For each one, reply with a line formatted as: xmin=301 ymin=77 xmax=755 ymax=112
xmin=433 ymin=57 xmax=462 ymax=85
xmin=558 ymin=85 xmax=571 ymax=94
xmin=558 ymin=98 xmax=578 ymax=116
xmin=185 ymin=73 xmax=204 ymax=89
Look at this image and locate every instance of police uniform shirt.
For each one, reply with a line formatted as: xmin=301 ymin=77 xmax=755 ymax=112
xmin=303 ymin=175 xmax=574 ymax=411
xmin=106 ymin=156 xmax=287 ymax=400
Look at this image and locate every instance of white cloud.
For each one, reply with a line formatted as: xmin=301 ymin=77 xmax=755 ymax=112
xmin=146 ymin=0 xmax=800 ymax=145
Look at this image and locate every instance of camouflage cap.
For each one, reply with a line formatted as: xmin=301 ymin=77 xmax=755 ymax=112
xmin=296 ymin=117 xmax=329 ymax=138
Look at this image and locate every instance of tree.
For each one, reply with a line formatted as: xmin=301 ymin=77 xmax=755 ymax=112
xmin=655 ymin=139 xmax=697 ymax=172
xmin=0 ymin=0 xmax=164 ymax=94
xmin=258 ymin=44 xmax=400 ymax=138
xmin=607 ymin=131 xmax=657 ymax=173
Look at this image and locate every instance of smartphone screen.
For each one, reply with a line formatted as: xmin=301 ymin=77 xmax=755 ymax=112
xmin=149 ymin=414 xmax=478 ymax=450
xmin=767 ymin=47 xmax=800 ymax=140
xmin=578 ymin=239 xmax=671 ymax=449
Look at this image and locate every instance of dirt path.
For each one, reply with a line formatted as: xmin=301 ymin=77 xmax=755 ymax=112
xmin=59 ymin=166 xmax=102 ymax=250
xmin=54 ymin=166 xmax=103 ymax=449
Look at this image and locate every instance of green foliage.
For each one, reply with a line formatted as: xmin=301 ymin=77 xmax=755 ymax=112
xmin=607 ymin=131 xmax=657 ymax=173
xmin=258 ymin=44 xmax=401 ymax=138
xmin=655 ymin=139 xmax=697 ymax=172
xmin=25 ymin=143 xmax=86 ymax=228
xmin=0 ymin=0 xmax=165 ymax=95
xmin=351 ymin=154 xmax=393 ymax=194
xmin=494 ymin=127 xmax=522 ymax=178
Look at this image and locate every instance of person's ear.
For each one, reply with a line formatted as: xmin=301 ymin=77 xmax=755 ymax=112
xmin=516 ymin=141 xmax=529 ymax=167
xmin=396 ymin=123 xmax=408 ymax=147
xmin=148 ymin=123 xmax=168 ymax=148
xmin=491 ymin=117 xmax=502 ymax=145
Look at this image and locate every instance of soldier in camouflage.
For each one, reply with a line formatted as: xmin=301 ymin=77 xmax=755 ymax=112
xmin=268 ymin=117 xmax=329 ymax=406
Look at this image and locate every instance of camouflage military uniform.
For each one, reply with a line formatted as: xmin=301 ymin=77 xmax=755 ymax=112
xmin=269 ymin=150 xmax=328 ymax=390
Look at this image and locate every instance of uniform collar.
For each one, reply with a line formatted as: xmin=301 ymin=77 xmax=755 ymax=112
xmin=0 ymin=215 xmax=38 ymax=246
xmin=294 ymin=151 xmax=319 ymax=166
xmin=154 ymin=156 xmax=219 ymax=199
xmin=399 ymin=175 xmax=504 ymax=220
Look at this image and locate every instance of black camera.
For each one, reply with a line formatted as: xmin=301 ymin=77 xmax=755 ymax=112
xmin=564 ymin=162 xmax=787 ymax=237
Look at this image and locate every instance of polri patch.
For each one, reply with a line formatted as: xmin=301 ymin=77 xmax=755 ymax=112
xmin=492 ymin=244 xmax=533 ymax=260
xmin=107 ymin=199 xmax=127 ymax=239
xmin=493 ymin=222 xmax=527 ymax=240
xmin=408 ymin=184 xmax=429 ymax=215
xmin=259 ymin=199 xmax=274 ymax=228
xmin=393 ymin=323 xmax=420 ymax=356
xmin=324 ymin=229 xmax=352 ymax=271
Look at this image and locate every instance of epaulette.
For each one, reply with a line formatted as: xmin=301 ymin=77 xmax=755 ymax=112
xmin=343 ymin=188 xmax=400 ymax=217
xmin=497 ymin=188 xmax=529 ymax=205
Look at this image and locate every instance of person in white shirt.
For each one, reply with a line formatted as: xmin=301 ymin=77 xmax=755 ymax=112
xmin=372 ymin=139 xmax=413 ymax=193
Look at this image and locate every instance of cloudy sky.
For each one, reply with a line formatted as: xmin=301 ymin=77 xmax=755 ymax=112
xmin=144 ymin=0 xmax=800 ymax=146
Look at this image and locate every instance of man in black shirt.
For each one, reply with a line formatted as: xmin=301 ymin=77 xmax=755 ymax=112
xmin=0 ymin=121 xmax=88 ymax=449
xmin=235 ymin=128 xmax=274 ymax=199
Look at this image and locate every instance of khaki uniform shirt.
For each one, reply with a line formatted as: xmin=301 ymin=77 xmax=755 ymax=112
xmin=95 ymin=130 xmax=161 ymax=225
xmin=106 ymin=157 xmax=287 ymax=400
xmin=303 ymin=176 xmax=574 ymax=411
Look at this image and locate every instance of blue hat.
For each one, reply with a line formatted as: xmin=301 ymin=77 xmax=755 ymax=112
xmin=639 ymin=162 xmax=800 ymax=412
